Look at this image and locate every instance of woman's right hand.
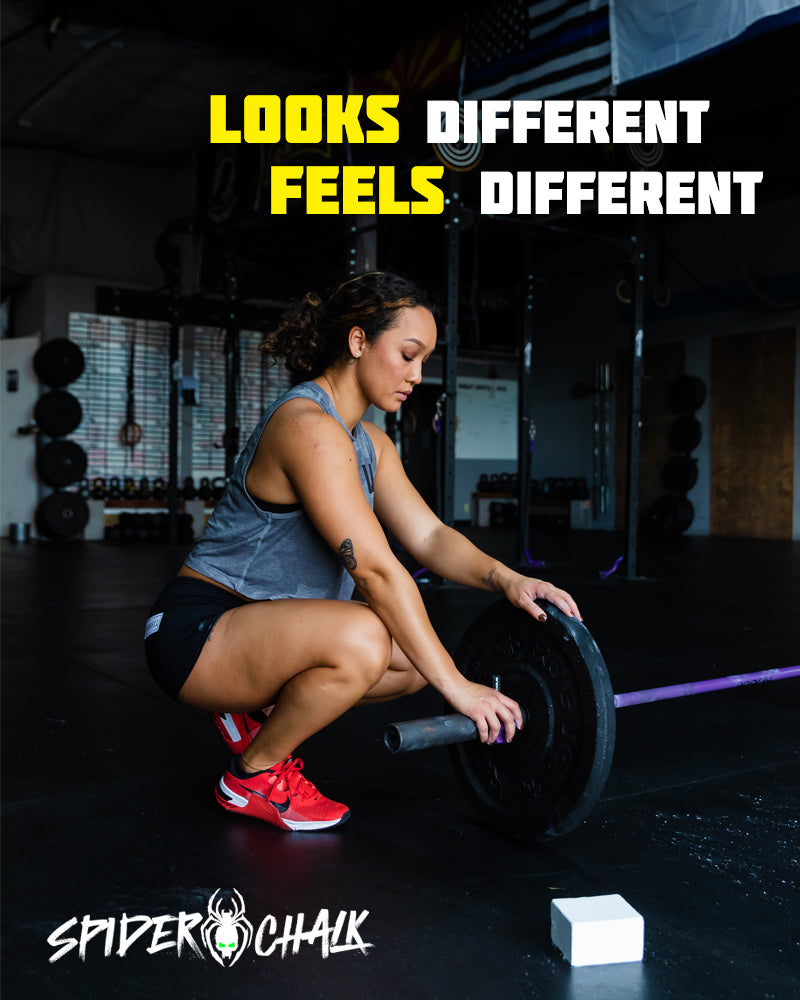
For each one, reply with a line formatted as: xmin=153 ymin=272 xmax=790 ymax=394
xmin=444 ymin=679 xmax=524 ymax=745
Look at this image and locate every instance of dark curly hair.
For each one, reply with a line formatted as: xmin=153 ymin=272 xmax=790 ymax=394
xmin=261 ymin=271 xmax=435 ymax=381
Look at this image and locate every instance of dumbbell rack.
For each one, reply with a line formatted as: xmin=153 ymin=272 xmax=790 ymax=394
xmin=102 ymin=499 xmax=206 ymax=544
xmin=471 ymin=473 xmax=591 ymax=530
xmin=471 ymin=491 xmax=572 ymax=529
xmin=93 ymin=477 xmax=223 ymax=544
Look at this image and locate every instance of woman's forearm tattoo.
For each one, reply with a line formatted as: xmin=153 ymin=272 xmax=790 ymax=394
xmin=481 ymin=567 xmax=501 ymax=592
xmin=339 ymin=538 xmax=357 ymax=571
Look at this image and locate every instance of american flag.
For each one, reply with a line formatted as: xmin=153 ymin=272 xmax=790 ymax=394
xmin=465 ymin=0 xmax=612 ymax=101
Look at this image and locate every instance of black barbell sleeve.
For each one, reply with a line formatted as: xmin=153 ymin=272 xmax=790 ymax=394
xmin=384 ymin=708 xmax=527 ymax=753
xmin=384 ymin=714 xmax=479 ymax=753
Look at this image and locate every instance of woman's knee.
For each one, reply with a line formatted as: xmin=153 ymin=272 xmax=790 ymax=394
xmin=336 ymin=608 xmax=393 ymax=686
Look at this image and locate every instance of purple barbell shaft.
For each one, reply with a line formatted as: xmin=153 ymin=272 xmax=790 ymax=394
xmin=613 ymin=664 xmax=800 ymax=709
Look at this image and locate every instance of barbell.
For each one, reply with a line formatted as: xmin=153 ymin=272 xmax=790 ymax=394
xmin=384 ymin=600 xmax=800 ymax=841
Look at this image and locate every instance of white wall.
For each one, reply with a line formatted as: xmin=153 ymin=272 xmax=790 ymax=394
xmin=0 ymin=337 xmax=41 ymax=537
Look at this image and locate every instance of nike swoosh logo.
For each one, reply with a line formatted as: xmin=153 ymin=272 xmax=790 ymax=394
xmin=269 ymin=797 xmax=290 ymax=812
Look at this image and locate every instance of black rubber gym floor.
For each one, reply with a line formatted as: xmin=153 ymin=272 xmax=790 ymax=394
xmin=2 ymin=529 xmax=798 ymax=999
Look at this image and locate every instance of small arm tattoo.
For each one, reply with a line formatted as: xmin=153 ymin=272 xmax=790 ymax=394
xmin=339 ymin=538 xmax=357 ymax=571
xmin=481 ymin=568 xmax=501 ymax=592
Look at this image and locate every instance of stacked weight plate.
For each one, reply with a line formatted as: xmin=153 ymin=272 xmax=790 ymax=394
xmin=32 ymin=339 xmax=89 ymax=539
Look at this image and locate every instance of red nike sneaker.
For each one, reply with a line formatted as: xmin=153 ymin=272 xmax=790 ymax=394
xmin=215 ymin=755 xmax=350 ymax=832
xmin=209 ymin=712 xmax=263 ymax=754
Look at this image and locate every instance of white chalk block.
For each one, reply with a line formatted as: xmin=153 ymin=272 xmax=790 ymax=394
xmin=551 ymin=894 xmax=644 ymax=967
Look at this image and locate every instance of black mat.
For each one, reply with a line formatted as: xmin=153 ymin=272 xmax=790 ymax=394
xmin=2 ymin=530 xmax=798 ymax=999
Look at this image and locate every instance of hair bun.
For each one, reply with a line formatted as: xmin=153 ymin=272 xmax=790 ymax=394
xmin=261 ymin=271 xmax=433 ymax=383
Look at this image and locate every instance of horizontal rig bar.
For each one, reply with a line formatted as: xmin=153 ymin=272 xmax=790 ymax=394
xmin=613 ymin=664 xmax=800 ymax=709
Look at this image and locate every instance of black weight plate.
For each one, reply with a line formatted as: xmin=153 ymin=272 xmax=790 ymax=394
xmin=642 ymin=496 xmax=676 ymax=535
xmin=35 ymin=492 xmax=89 ymax=539
xmin=34 ymin=390 xmax=83 ymax=437
xmin=643 ymin=495 xmax=694 ymax=535
xmin=33 ymin=338 xmax=85 ymax=387
xmin=671 ymin=496 xmax=694 ymax=533
xmin=450 ymin=600 xmax=615 ymax=840
xmin=661 ymin=455 xmax=698 ymax=493
xmin=667 ymin=374 xmax=706 ymax=414
xmin=667 ymin=415 xmax=702 ymax=452
xmin=37 ymin=440 xmax=87 ymax=487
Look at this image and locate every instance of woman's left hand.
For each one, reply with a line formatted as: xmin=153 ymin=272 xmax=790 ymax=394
xmin=502 ymin=573 xmax=583 ymax=623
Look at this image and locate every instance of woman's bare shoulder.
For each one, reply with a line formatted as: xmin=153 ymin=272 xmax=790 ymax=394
xmin=265 ymin=397 xmax=350 ymax=452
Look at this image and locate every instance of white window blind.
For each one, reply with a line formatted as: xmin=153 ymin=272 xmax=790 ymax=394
xmin=68 ymin=313 xmax=290 ymax=486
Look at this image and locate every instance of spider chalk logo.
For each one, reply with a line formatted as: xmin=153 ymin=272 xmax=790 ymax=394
xmin=46 ymin=888 xmax=373 ymax=964
xmin=202 ymin=889 xmax=252 ymax=967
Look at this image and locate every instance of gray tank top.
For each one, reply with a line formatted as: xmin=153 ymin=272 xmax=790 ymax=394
xmin=185 ymin=382 xmax=376 ymax=601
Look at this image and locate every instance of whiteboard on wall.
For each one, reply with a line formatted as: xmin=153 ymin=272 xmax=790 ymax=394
xmin=455 ymin=378 xmax=518 ymax=459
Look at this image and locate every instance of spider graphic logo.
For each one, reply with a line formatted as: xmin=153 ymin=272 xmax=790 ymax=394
xmin=201 ymin=889 xmax=253 ymax=967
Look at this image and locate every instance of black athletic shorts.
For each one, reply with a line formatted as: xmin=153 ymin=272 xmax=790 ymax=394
xmin=144 ymin=576 xmax=251 ymax=700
